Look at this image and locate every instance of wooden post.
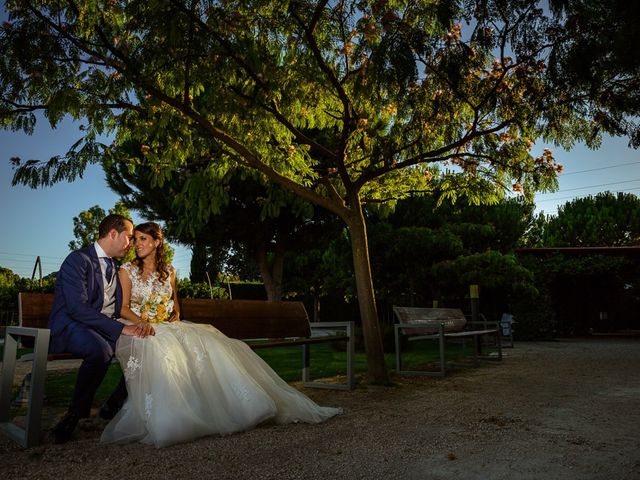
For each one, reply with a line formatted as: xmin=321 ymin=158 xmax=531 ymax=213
xmin=470 ymin=284 xmax=479 ymax=323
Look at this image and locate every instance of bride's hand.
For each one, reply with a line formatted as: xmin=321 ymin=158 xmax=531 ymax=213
xmin=122 ymin=322 xmax=156 ymax=337
xmin=168 ymin=311 xmax=180 ymax=322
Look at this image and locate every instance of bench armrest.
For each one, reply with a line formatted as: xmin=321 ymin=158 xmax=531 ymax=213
xmin=394 ymin=322 xmax=442 ymax=335
xmin=6 ymin=326 xmax=50 ymax=337
xmin=309 ymin=321 xmax=353 ymax=338
xmin=465 ymin=321 xmax=500 ymax=329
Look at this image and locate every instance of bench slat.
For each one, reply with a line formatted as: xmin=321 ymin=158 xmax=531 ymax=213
xmin=181 ymin=298 xmax=311 ymax=339
xmin=393 ymin=306 xmax=467 ymax=334
xmin=18 ymin=292 xmax=54 ymax=348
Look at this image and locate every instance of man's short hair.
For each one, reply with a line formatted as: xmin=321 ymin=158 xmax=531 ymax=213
xmin=98 ymin=214 xmax=133 ymax=238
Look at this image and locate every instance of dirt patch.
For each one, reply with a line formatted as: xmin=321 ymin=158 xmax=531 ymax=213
xmin=1 ymin=339 xmax=639 ymax=479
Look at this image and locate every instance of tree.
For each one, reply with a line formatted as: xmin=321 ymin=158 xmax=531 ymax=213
xmin=68 ymin=201 xmax=131 ymax=250
xmin=103 ymin=146 xmax=333 ymax=300
xmin=548 ymin=0 xmax=640 ymax=147
xmin=519 ymin=192 xmax=640 ymax=335
xmin=542 ymin=192 xmax=640 ymax=246
xmin=367 ymin=194 xmax=537 ymax=311
xmin=2 ymin=1 xmax=579 ymax=383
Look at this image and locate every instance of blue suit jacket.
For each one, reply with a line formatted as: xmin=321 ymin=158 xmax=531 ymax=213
xmin=48 ymin=245 xmax=125 ymax=353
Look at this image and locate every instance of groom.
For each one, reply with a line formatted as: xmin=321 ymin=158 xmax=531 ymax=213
xmin=49 ymin=214 xmax=154 ymax=443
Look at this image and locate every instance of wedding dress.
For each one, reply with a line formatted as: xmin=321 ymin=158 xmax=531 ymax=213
xmin=101 ymin=263 xmax=341 ymax=448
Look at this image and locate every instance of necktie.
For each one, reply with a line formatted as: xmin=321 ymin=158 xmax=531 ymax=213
xmin=105 ymin=258 xmax=114 ymax=283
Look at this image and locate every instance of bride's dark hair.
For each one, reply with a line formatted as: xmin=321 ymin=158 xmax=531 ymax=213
xmin=133 ymin=222 xmax=170 ymax=282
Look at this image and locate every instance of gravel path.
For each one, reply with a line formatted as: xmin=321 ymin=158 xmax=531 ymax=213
xmin=1 ymin=339 xmax=639 ymax=479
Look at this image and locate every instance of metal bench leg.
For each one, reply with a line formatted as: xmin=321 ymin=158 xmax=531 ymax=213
xmin=395 ymin=324 xmax=447 ymax=377
xmin=345 ymin=323 xmax=355 ymax=389
xmin=303 ymin=322 xmax=355 ymax=390
xmin=302 ymin=344 xmax=311 ymax=383
xmin=394 ymin=325 xmax=402 ymax=373
xmin=438 ymin=325 xmax=446 ymax=376
xmin=472 ymin=335 xmax=480 ymax=366
xmin=0 ymin=330 xmax=18 ymax=423
xmin=0 ymin=326 xmax=50 ymax=448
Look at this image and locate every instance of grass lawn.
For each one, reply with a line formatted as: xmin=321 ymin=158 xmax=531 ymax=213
xmin=3 ymin=338 xmax=495 ymax=416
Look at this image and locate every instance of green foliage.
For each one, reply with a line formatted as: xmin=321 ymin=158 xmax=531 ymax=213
xmin=542 ymin=192 xmax=640 ymax=246
xmin=0 ymin=267 xmax=55 ymax=315
xmin=518 ymin=203 xmax=640 ymax=337
xmin=176 ymin=278 xmax=228 ymax=300
xmin=365 ymin=194 xmax=537 ymax=307
xmin=2 ymin=0 xmax=590 ymax=380
xmin=68 ymin=205 xmax=106 ymax=251
xmin=68 ymin=202 xmax=133 ymax=251
xmin=548 ymin=0 xmax=640 ymax=146
xmin=0 ymin=267 xmax=21 ymax=289
xmin=509 ymin=289 xmax=558 ymax=340
xmin=432 ymin=251 xmax=535 ymax=295
xmin=4 ymin=1 xmax=571 ymax=211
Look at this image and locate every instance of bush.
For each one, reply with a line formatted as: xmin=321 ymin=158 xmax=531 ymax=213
xmin=510 ymin=292 xmax=557 ymax=340
xmin=176 ymin=278 xmax=228 ymax=299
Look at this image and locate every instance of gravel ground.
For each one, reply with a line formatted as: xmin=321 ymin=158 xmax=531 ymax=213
xmin=1 ymin=338 xmax=639 ymax=480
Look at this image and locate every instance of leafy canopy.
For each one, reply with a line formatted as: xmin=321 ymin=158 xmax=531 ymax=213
xmin=2 ymin=0 xmax=576 ymax=214
xmin=542 ymin=192 xmax=640 ymax=247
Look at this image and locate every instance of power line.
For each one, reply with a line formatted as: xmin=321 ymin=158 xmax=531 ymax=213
xmin=562 ymin=160 xmax=640 ymax=176
xmin=0 ymin=251 xmax=66 ymax=260
xmin=538 ymin=178 xmax=640 ymax=197
xmin=536 ymin=186 xmax=640 ymax=205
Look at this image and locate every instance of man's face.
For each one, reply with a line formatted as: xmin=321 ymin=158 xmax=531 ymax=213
xmin=112 ymin=220 xmax=134 ymax=258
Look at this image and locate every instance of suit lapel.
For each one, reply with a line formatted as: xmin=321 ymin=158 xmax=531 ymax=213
xmin=88 ymin=245 xmax=104 ymax=290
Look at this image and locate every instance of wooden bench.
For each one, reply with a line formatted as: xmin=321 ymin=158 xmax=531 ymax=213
xmin=178 ymin=297 xmax=355 ymax=391
xmin=393 ymin=306 xmax=502 ymax=377
xmin=0 ymin=293 xmax=354 ymax=447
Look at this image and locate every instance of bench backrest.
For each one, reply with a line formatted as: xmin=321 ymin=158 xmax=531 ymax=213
xmin=180 ymin=298 xmax=311 ymax=340
xmin=18 ymin=292 xmax=54 ymax=330
xmin=393 ymin=306 xmax=467 ymax=335
xmin=16 ymin=293 xmax=311 ymax=342
xmin=18 ymin=292 xmax=55 ymax=348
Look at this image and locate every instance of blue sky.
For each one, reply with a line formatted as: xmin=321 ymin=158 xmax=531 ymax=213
xmin=0 ymin=116 xmax=195 ymax=279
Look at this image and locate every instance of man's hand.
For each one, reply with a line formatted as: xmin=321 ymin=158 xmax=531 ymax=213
xmin=122 ymin=322 xmax=156 ymax=337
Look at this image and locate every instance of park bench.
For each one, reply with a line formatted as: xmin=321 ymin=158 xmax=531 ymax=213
xmin=0 ymin=292 xmax=354 ymax=447
xmin=393 ymin=306 xmax=502 ymax=377
xmin=178 ymin=297 xmax=354 ymax=391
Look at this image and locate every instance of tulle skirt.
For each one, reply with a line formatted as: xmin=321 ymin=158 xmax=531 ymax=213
xmin=100 ymin=321 xmax=341 ymax=447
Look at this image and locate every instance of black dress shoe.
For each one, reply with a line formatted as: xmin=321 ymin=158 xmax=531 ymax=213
xmin=52 ymin=412 xmax=80 ymax=444
xmin=99 ymin=402 xmax=121 ymax=421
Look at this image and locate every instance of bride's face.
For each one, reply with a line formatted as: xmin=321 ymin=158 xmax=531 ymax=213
xmin=134 ymin=231 xmax=160 ymax=260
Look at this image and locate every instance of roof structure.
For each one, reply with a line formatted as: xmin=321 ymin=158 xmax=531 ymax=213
xmin=515 ymin=246 xmax=640 ymax=256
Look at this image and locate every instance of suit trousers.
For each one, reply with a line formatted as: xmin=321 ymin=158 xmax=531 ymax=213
xmin=65 ymin=326 xmax=123 ymax=417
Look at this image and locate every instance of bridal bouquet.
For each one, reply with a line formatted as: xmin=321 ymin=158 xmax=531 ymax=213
xmin=139 ymin=293 xmax=174 ymax=323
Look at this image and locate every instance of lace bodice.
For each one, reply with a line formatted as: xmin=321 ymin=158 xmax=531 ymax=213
xmin=122 ymin=262 xmax=174 ymax=322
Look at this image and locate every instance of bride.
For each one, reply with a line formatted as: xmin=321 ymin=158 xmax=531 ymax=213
xmin=101 ymin=222 xmax=341 ymax=448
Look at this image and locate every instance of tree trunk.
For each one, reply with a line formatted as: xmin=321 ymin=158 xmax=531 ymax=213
xmin=312 ymin=287 xmax=321 ymax=323
xmin=255 ymin=242 xmax=285 ymax=301
xmin=345 ymin=198 xmax=389 ymax=384
xmin=190 ymin=240 xmax=208 ymax=283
